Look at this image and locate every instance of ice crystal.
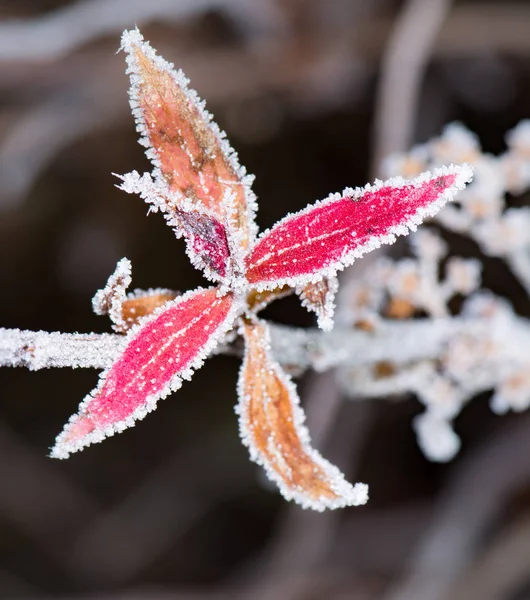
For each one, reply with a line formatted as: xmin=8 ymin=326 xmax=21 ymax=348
xmin=0 ymin=29 xmax=472 ymax=509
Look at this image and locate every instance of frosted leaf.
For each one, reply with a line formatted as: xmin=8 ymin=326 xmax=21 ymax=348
xmin=120 ymin=28 xmax=257 ymax=248
xmin=116 ymin=172 xmax=232 ymax=281
xmin=92 ymin=258 xmax=132 ymax=333
xmin=413 ymin=412 xmax=461 ymax=462
xmin=92 ymin=258 xmax=178 ymax=332
xmin=121 ymin=288 xmax=179 ymax=331
xmin=297 ymin=276 xmax=339 ymax=331
xmin=462 ymin=291 xmax=514 ymax=322
xmin=236 ymin=318 xmax=368 ymax=510
xmin=52 ymin=287 xmax=242 ymax=458
xmin=245 ymin=165 xmax=473 ymax=290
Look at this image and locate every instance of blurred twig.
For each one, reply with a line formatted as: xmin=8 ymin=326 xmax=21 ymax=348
xmin=371 ymin=0 xmax=453 ymax=176
xmin=3 ymin=313 xmax=528 ymax=375
xmin=0 ymin=0 xmax=283 ymax=62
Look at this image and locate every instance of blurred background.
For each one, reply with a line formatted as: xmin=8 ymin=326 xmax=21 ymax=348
xmin=1 ymin=0 xmax=530 ymax=599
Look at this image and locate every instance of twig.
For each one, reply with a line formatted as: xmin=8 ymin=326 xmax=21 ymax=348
xmin=2 ymin=311 xmax=529 ymax=375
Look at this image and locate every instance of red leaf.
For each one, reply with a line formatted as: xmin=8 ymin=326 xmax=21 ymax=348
xmin=237 ymin=318 xmax=368 ymax=510
xmin=176 ymin=209 xmax=231 ymax=278
xmin=52 ymin=287 xmax=240 ymax=458
xmin=116 ymin=175 xmax=232 ymax=280
xmin=121 ymin=29 xmax=256 ymax=248
xmin=245 ymin=165 xmax=472 ymax=288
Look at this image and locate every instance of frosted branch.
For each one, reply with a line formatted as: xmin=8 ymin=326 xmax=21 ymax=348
xmin=0 ymin=328 xmax=126 ymax=370
xmin=2 ymin=312 xmax=528 ymax=375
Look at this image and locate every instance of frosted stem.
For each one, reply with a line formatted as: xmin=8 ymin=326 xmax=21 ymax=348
xmin=2 ymin=313 xmax=528 ymax=373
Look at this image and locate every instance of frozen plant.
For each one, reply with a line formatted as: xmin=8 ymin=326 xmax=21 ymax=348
xmin=0 ymin=29 xmax=472 ymax=510
xmin=338 ymin=122 xmax=530 ymax=462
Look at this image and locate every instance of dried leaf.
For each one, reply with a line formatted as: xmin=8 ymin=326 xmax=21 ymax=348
xmin=121 ymin=29 xmax=256 ymax=247
xmin=245 ymin=165 xmax=473 ymax=289
xmin=237 ymin=318 xmax=368 ymax=510
xmin=52 ymin=287 xmax=241 ymax=458
xmin=121 ymin=289 xmax=179 ymax=331
xmin=298 ymin=276 xmax=338 ymax=331
xmin=92 ymin=259 xmax=178 ymax=332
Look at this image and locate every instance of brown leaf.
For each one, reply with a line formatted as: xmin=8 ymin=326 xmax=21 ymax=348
xmin=237 ymin=318 xmax=368 ymax=510
xmin=122 ymin=29 xmax=254 ymax=247
xmin=298 ymin=276 xmax=338 ymax=331
xmin=120 ymin=290 xmax=179 ymax=332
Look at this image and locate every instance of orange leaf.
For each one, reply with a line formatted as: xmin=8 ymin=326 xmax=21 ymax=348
xmin=298 ymin=276 xmax=338 ymax=331
xmin=122 ymin=29 xmax=256 ymax=247
xmin=237 ymin=318 xmax=368 ymax=510
xmin=120 ymin=290 xmax=179 ymax=331
xmin=92 ymin=258 xmax=178 ymax=332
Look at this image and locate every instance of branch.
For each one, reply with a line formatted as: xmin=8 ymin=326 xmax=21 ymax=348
xmin=2 ymin=310 xmax=528 ymax=375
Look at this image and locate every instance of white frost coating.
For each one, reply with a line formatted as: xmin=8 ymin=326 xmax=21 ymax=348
xmin=248 ymin=164 xmax=473 ymax=292
xmin=51 ymin=288 xmax=245 ymax=459
xmin=236 ymin=318 xmax=368 ymax=511
xmin=0 ymin=328 xmax=126 ymax=370
xmin=119 ymin=28 xmax=259 ymax=243
xmin=297 ymin=276 xmax=339 ymax=332
xmin=92 ymin=257 xmax=132 ymax=332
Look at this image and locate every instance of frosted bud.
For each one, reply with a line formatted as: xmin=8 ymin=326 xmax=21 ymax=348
xmin=413 ymin=412 xmax=461 ymax=462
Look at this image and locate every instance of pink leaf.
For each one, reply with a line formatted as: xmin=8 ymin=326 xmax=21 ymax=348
xmin=245 ymin=165 xmax=472 ymax=289
xmin=177 ymin=209 xmax=231 ymax=278
xmin=116 ymin=173 xmax=231 ymax=280
xmin=52 ymin=287 xmax=240 ymax=458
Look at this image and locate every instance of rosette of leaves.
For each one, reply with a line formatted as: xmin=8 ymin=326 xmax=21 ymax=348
xmin=41 ymin=29 xmax=471 ymax=510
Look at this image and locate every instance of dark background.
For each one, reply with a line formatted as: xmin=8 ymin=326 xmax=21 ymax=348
xmin=1 ymin=1 xmax=530 ymax=599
